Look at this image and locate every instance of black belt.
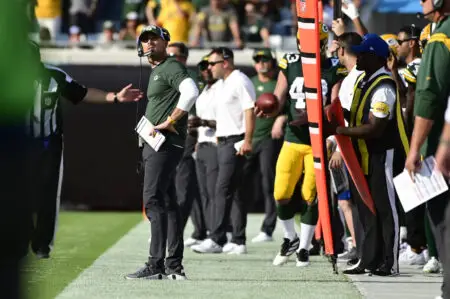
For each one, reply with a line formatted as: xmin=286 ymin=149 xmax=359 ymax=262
xmin=217 ymin=134 xmax=244 ymax=143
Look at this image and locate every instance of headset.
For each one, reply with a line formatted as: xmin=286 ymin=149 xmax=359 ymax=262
xmin=136 ymin=25 xmax=171 ymax=57
xmin=417 ymin=0 xmax=445 ymax=18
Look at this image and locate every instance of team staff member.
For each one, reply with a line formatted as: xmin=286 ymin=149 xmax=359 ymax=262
xmin=167 ymin=43 xmax=207 ymax=247
xmin=186 ymin=56 xmax=221 ymax=247
xmin=126 ymin=25 xmax=199 ymax=280
xmin=246 ymin=48 xmax=281 ymax=243
xmin=405 ymin=0 xmax=450 ymax=296
xmin=28 ymin=41 xmax=143 ymax=259
xmin=435 ymin=95 xmax=450 ymax=299
xmin=331 ymin=34 xmax=409 ymax=276
xmin=191 ymin=47 xmax=256 ymax=255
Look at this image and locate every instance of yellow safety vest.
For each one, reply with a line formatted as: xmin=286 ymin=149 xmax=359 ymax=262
xmin=349 ymin=73 xmax=409 ymax=175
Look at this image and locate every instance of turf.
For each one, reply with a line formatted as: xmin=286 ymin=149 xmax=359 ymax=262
xmin=23 ymin=211 xmax=141 ymax=299
xmin=55 ymin=214 xmax=362 ymax=299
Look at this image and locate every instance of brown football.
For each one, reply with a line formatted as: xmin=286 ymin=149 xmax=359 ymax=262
xmin=256 ymin=93 xmax=279 ymax=114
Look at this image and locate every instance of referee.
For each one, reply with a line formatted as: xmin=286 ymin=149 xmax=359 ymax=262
xmin=29 ymin=41 xmax=143 ymax=259
xmin=126 ymin=25 xmax=199 ymax=280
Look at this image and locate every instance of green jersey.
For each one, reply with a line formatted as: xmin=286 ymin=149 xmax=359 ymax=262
xmin=414 ymin=16 xmax=450 ymax=156
xmin=146 ymin=57 xmax=190 ymax=146
xmin=279 ymin=53 xmax=346 ymax=145
xmin=251 ymin=75 xmax=277 ymax=144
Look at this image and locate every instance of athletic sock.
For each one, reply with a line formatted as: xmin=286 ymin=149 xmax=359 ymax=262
xmin=280 ymin=218 xmax=297 ymax=241
xmin=299 ymin=223 xmax=316 ymax=251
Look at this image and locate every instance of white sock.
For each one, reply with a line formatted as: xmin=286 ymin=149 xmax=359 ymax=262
xmin=400 ymin=226 xmax=407 ymax=241
xmin=280 ymin=218 xmax=297 ymax=241
xmin=299 ymin=223 xmax=316 ymax=251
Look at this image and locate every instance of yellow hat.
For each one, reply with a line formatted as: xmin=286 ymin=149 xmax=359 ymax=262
xmin=381 ymin=33 xmax=399 ymax=56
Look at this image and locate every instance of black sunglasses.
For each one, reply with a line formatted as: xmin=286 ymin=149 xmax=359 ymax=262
xmin=198 ymin=61 xmax=209 ymax=71
xmin=254 ymin=56 xmax=271 ymax=63
xmin=397 ymin=38 xmax=413 ymax=45
xmin=208 ymin=60 xmax=224 ymax=66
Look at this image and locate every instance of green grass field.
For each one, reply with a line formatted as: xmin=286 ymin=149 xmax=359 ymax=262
xmin=23 ymin=212 xmax=362 ymax=299
xmin=23 ymin=212 xmax=141 ymax=299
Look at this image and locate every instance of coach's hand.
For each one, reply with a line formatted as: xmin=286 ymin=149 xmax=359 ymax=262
xmin=117 ymin=84 xmax=144 ymax=102
xmin=151 ymin=119 xmax=179 ymax=136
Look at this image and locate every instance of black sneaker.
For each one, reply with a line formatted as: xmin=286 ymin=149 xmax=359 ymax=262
xmin=370 ymin=264 xmax=398 ymax=277
xmin=166 ymin=266 xmax=187 ymax=280
xmin=347 ymin=257 xmax=359 ymax=266
xmin=343 ymin=260 xmax=366 ymax=275
xmin=309 ymin=238 xmax=321 ymax=256
xmin=125 ymin=263 xmax=165 ymax=280
xmin=296 ymin=249 xmax=310 ymax=267
xmin=273 ymin=237 xmax=300 ymax=266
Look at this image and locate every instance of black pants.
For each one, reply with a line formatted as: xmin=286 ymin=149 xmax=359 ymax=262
xmin=405 ymin=204 xmax=426 ymax=250
xmin=28 ymin=136 xmax=63 ymax=254
xmin=444 ymin=198 xmax=450 ymax=299
xmin=351 ymin=195 xmax=364 ymax=258
xmin=176 ymin=135 xmax=207 ymax=240
xmin=143 ymin=142 xmax=184 ymax=270
xmin=210 ymin=135 xmax=246 ymax=246
xmin=0 ymin=127 xmax=32 ymax=299
xmin=195 ymin=142 xmax=219 ymax=234
xmin=242 ymin=138 xmax=280 ymax=236
xmin=426 ymin=191 xmax=449 ymax=296
xmin=350 ymin=150 xmax=399 ymax=272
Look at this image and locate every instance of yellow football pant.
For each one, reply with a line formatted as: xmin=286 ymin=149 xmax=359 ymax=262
xmin=274 ymin=142 xmax=317 ymax=203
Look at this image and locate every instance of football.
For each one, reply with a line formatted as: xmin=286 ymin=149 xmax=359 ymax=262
xmin=256 ymin=93 xmax=279 ymax=114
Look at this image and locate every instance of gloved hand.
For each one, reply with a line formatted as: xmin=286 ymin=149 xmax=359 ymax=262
xmin=342 ymin=0 xmax=359 ymax=20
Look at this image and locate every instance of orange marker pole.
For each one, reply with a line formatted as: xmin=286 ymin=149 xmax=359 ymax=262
xmin=296 ymin=0 xmax=334 ymax=257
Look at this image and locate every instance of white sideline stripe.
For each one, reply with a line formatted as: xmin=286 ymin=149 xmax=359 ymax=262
xmin=298 ymin=22 xmax=315 ymax=30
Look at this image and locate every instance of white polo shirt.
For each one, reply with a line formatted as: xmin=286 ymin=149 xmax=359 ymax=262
xmin=196 ymin=80 xmax=222 ymax=144
xmin=338 ymin=65 xmax=364 ymax=112
xmin=214 ymin=69 xmax=256 ymax=138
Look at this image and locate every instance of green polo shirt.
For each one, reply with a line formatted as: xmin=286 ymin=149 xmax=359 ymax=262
xmin=145 ymin=57 xmax=190 ymax=146
xmin=414 ymin=16 xmax=450 ymax=156
xmin=251 ymin=75 xmax=277 ymax=144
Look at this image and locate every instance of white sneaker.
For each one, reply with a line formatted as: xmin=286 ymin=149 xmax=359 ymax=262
xmin=423 ymin=257 xmax=440 ymax=273
xmin=191 ymin=239 xmax=222 ymax=253
xmin=399 ymin=247 xmax=426 ymax=265
xmin=227 ymin=244 xmax=247 ymax=255
xmin=251 ymin=232 xmax=273 ymax=243
xmin=399 ymin=242 xmax=408 ymax=253
xmin=434 ymin=296 xmax=443 ymax=299
xmin=184 ymin=238 xmax=201 ymax=247
xmin=273 ymin=237 xmax=300 ymax=266
xmin=222 ymin=242 xmax=238 ymax=253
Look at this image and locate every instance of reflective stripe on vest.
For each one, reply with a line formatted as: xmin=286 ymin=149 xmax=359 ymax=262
xmin=350 ymin=74 xmax=409 ymax=175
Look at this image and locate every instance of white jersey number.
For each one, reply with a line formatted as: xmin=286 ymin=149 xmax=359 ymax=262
xmin=290 ymin=77 xmax=329 ymax=109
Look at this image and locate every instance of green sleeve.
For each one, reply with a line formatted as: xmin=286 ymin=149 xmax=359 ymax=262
xmin=166 ymin=60 xmax=190 ymax=91
xmin=414 ymin=41 xmax=450 ymax=119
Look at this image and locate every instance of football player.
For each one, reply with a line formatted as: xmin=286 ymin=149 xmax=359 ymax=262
xmin=257 ymin=23 xmax=346 ymax=267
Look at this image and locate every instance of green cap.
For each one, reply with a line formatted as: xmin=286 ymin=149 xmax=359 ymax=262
xmin=252 ymin=48 xmax=275 ymax=60
xmin=138 ymin=25 xmax=170 ymax=42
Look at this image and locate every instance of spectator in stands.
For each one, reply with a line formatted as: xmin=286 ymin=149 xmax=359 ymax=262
xmin=69 ymin=25 xmax=82 ymax=44
xmin=69 ymin=0 xmax=98 ymax=35
xmin=156 ymin=0 xmax=195 ymax=44
xmin=99 ymin=20 xmax=116 ymax=45
xmin=119 ymin=11 xmax=139 ymax=41
xmin=241 ymin=2 xmax=270 ymax=47
xmin=192 ymin=0 xmax=209 ymax=11
xmin=191 ymin=0 xmax=243 ymax=48
xmin=35 ymin=0 xmax=62 ymax=40
xmin=146 ymin=0 xmax=161 ymax=24
xmin=122 ymin=0 xmax=147 ymax=23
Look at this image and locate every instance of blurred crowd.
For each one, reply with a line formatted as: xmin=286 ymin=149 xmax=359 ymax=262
xmin=33 ymin=0 xmax=363 ymax=48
